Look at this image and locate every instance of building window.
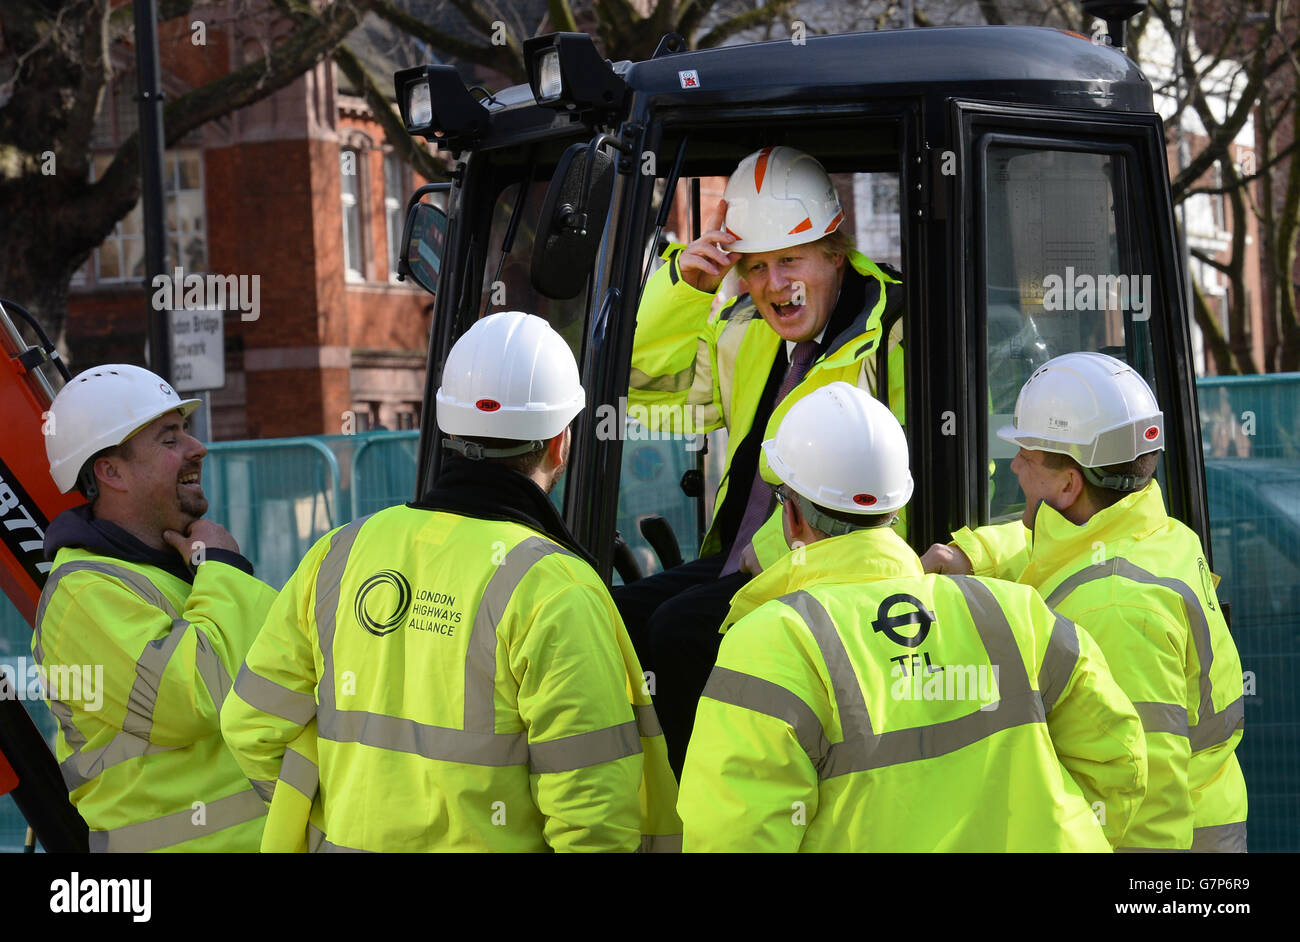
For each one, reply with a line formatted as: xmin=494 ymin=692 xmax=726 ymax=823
xmin=384 ymin=153 xmax=408 ymax=281
xmin=1211 ymin=163 xmax=1227 ymax=233
xmin=341 ymin=148 xmax=365 ymax=281
xmin=396 ymin=405 xmax=419 ymax=430
xmin=86 ymin=150 xmax=206 ymax=285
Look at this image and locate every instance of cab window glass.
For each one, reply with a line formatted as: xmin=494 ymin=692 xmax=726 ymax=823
xmin=983 ymin=144 xmax=1160 ymax=523
xmin=478 ymin=178 xmax=592 ymax=512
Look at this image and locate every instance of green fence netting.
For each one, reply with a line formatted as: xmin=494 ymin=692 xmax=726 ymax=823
xmin=1198 ymin=374 xmax=1300 ymax=852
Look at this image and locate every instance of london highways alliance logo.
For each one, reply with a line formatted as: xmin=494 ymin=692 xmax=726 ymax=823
xmin=355 ymin=570 xmax=413 ymax=636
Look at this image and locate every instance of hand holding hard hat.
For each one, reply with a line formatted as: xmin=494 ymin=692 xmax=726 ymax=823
xmin=677 ymin=200 xmax=740 ymax=294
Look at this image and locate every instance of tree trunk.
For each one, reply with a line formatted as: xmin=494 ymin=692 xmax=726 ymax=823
xmin=1191 ymin=278 xmax=1238 ymax=375
xmin=1275 ymin=83 xmax=1300 ymax=372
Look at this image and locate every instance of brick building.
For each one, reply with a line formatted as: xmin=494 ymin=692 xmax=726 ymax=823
xmin=67 ymin=12 xmax=437 ymax=441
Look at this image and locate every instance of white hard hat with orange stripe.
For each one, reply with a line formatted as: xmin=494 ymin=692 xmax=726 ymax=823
xmin=722 ymin=146 xmax=844 ymax=254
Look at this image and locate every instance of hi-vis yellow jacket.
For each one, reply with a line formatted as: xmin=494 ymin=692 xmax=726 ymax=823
xmin=678 ymin=526 xmax=1147 ymax=852
xmin=950 ymin=482 xmax=1247 ymax=851
xmin=629 ymin=245 xmax=903 ymax=568
xmin=220 ymin=506 xmax=681 ymax=852
xmin=33 ymin=548 xmax=275 ymax=851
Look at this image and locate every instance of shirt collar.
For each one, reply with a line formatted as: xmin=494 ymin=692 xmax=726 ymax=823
xmin=786 ymin=325 xmax=828 ymax=358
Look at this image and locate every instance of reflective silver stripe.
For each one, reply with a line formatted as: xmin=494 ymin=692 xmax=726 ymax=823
xmin=628 ymin=363 xmax=695 ymax=393
xmin=1132 ymin=701 xmax=1190 ymax=738
xmin=313 ymin=524 xmax=564 ymax=770
xmin=1038 ymin=613 xmax=1080 ymax=713
xmin=279 ymin=746 xmax=319 ymax=798
xmin=640 ymin=833 xmax=683 ymax=853
xmin=307 ymin=823 xmax=326 ymax=853
xmin=35 ymin=560 xmax=184 ymax=750
xmin=1117 ymin=846 xmax=1190 ymax=853
xmin=314 ymin=518 xmax=371 ymax=717
xmin=251 ymin=778 xmax=275 ymax=802
xmin=59 ymin=732 xmax=181 ymax=791
xmin=1191 ymin=821 xmax=1247 ymax=853
xmin=1045 ymin=558 xmax=1243 ymax=752
xmin=464 ymin=537 xmax=570 ymax=733
xmin=633 ymin=702 xmax=663 ymax=739
xmin=46 ymin=696 xmax=87 ymax=755
xmin=1191 ymin=696 xmax=1244 ymax=753
xmin=319 ymin=838 xmax=374 ymax=853
xmin=88 ymin=788 xmax=266 ymax=853
xmin=318 ymin=704 xmax=529 ymax=766
xmin=234 ymin=663 xmax=317 ymax=726
xmin=124 ymin=617 xmax=195 ymax=739
xmin=35 ymin=559 xmax=232 ymax=794
xmin=528 ymin=719 xmax=641 ymax=774
xmin=783 ymin=580 xmax=1045 ymax=781
xmin=193 ymin=628 xmax=232 ymax=712
xmin=702 ymin=665 xmax=828 ymax=765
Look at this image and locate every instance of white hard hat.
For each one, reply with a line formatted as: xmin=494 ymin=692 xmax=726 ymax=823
xmin=997 ymin=351 xmax=1164 ymax=470
xmin=723 ymin=146 xmax=844 ymax=254
xmin=436 ymin=311 xmax=585 ymax=454
xmin=763 ymin=381 xmax=913 ymax=520
xmin=46 ymin=364 xmax=201 ymax=494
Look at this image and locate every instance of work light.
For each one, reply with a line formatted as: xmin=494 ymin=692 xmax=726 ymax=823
xmin=393 ymin=65 xmax=490 ymax=148
xmin=523 ymin=33 xmax=626 ymax=114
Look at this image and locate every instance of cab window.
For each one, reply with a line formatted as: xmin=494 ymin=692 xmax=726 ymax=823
xmin=981 ymin=142 xmax=1160 ymax=522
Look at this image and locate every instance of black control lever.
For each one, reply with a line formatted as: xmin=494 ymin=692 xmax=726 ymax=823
xmin=613 ymin=533 xmax=644 ymax=585
xmin=639 ymin=514 xmax=683 ymax=570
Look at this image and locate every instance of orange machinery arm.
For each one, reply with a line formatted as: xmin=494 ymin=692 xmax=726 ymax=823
xmin=0 ymin=299 xmax=88 ymax=851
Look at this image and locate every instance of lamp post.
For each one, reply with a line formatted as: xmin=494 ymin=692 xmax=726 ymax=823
xmin=133 ymin=0 xmax=170 ymax=384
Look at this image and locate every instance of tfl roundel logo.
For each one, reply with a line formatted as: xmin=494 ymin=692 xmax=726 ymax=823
xmin=475 ymin=399 xmax=501 ymax=412
xmin=1143 ymin=426 xmax=1160 ymax=441
xmin=853 ymin=493 xmax=878 ymax=506
xmin=355 ymin=570 xmax=413 ymax=637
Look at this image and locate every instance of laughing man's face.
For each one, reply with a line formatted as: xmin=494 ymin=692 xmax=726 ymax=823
xmin=737 ymin=245 xmax=844 ymax=343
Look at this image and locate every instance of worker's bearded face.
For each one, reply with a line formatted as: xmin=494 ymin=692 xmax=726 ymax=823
xmin=120 ymin=411 xmax=210 ymax=535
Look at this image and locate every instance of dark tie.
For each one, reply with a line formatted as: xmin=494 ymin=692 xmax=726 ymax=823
xmin=720 ymin=340 xmax=820 ymax=576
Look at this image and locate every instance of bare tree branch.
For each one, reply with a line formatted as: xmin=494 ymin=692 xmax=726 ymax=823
xmin=547 ymin=0 xmax=578 ymax=33
xmin=333 ymin=40 xmax=448 ymax=183
xmin=370 ymin=0 xmax=517 ymax=76
xmin=698 ymin=0 xmax=796 ymax=48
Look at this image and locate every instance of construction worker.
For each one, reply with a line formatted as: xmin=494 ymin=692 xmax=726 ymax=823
xmin=221 ymin=311 xmax=679 ymax=852
xmin=615 ymin=145 xmax=904 ymax=774
xmin=678 ymin=382 xmax=1148 ymax=851
xmin=34 ymin=364 xmax=276 ymax=851
xmin=923 ymin=352 xmax=1247 ymax=851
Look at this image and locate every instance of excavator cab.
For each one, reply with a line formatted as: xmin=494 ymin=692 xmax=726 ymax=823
xmin=397 ymin=24 xmax=1207 ymax=584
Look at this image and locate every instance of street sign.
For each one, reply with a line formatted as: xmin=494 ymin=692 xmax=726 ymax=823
xmin=168 ymin=308 xmax=225 ymax=392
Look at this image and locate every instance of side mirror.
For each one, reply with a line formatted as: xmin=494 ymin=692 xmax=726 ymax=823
xmin=531 ymin=140 xmax=615 ymax=299
xmin=399 ymin=193 xmax=450 ymax=296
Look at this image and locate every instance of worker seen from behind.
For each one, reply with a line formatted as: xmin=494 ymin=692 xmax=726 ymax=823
xmin=924 ymin=352 xmax=1247 ymax=851
xmin=221 ymin=311 xmax=679 ymax=851
xmin=615 ymin=145 xmax=905 ymax=775
xmin=679 ymin=382 xmax=1148 ymax=851
xmin=35 ymin=364 xmax=277 ymax=851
